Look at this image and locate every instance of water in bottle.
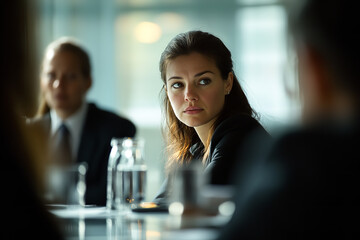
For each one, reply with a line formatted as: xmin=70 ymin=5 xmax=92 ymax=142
xmin=107 ymin=138 xmax=147 ymax=211
xmin=116 ymin=138 xmax=146 ymax=211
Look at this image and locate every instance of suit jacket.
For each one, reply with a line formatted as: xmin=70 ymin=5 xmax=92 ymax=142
xmin=153 ymin=114 xmax=270 ymax=205
xmin=28 ymin=103 xmax=136 ymax=206
xmin=218 ymin=119 xmax=360 ymax=239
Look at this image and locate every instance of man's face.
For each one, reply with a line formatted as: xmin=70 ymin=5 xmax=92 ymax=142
xmin=41 ymin=50 xmax=91 ymax=119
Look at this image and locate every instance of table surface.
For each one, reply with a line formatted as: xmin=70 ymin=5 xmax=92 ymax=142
xmin=50 ymin=206 xmax=229 ymax=240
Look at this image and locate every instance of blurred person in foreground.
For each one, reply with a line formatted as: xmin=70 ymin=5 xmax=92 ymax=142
xmin=218 ymin=0 xmax=360 ymax=238
xmin=153 ymin=31 xmax=269 ymax=206
xmin=27 ymin=38 xmax=136 ymax=206
xmin=1 ymin=1 xmax=63 ymax=239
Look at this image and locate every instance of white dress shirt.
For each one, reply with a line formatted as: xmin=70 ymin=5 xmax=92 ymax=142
xmin=50 ymin=102 xmax=89 ymax=161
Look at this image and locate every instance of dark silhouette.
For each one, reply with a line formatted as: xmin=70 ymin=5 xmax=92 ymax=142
xmin=1 ymin=1 xmax=63 ymax=239
xmin=218 ymin=0 xmax=360 ymax=238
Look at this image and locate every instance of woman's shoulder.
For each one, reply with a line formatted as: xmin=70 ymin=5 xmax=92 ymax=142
xmin=209 ymin=114 xmax=270 ymax=161
xmin=213 ymin=114 xmax=268 ymax=140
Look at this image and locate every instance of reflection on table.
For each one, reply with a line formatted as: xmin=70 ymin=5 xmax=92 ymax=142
xmin=50 ymin=206 xmax=231 ymax=240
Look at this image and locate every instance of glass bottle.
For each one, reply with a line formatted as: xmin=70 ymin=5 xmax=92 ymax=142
xmin=106 ymin=138 xmax=123 ymax=210
xmin=115 ymin=138 xmax=147 ymax=211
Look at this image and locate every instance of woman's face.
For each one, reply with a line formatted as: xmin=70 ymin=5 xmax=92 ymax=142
xmin=166 ymin=52 xmax=233 ymax=128
xmin=41 ymin=50 xmax=91 ymax=119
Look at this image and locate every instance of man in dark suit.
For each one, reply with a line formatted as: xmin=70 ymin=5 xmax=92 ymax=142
xmin=28 ymin=38 xmax=136 ymax=206
xmin=218 ymin=0 xmax=360 ymax=238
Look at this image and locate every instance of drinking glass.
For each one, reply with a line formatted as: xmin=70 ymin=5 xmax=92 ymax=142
xmin=45 ymin=162 xmax=87 ymax=207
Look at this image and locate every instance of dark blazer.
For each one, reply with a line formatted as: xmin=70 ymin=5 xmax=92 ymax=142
xmin=218 ymin=120 xmax=360 ymax=239
xmin=205 ymin=114 xmax=270 ymax=185
xmin=27 ymin=103 xmax=136 ymax=206
xmin=153 ymin=114 xmax=270 ymax=204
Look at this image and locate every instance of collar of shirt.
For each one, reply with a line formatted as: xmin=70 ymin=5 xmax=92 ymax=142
xmin=50 ymin=102 xmax=89 ymax=159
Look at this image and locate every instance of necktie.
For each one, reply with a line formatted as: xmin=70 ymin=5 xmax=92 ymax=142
xmin=52 ymin=124 xmax=72 ymax=165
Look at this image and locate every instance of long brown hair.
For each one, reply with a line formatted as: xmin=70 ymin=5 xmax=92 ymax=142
xmin=159 ymin=31 xmax=256 ymax=172
xmin=2 ymin=1 xmax=64 ymax=238
xmin=36 ymin=38 xmax=92 ymax=117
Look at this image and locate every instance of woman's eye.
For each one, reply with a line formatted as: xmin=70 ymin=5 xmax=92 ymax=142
xmin=199 ymin=78 xmax=211 ymax=85
xmin=171 ymin=82 xmax=183 ymax=89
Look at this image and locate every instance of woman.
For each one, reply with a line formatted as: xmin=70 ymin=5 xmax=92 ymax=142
xmin=154 ymin=31 xmax=269 ymax=204
xmin=2 ymin=0 xmax=63 ymax=238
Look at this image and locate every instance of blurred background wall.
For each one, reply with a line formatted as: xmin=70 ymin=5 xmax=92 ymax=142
xmin=32 ymin=0 xmax=299 ymax=201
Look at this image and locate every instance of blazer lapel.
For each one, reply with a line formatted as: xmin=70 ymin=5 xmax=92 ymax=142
xmin=76 ymin=105 xmax=99 ymax=176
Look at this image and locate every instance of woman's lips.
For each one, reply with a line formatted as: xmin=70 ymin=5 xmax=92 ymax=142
xmin=184 ymin=106 xmax=203 ymax=114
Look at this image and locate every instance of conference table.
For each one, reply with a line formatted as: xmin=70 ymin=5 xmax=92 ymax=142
xmin=50 ymin=205 xmax=231 ymax=240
